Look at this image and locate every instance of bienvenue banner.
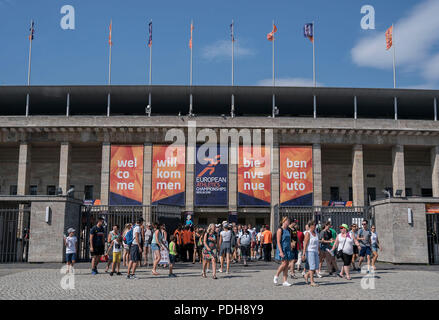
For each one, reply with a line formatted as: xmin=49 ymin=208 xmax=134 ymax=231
xmin=151 ymin=145 xmax=185 ymax=206
xmin=280 ymin=146 xmax=313 ymax=206
xmin=195 ymin=145 xmax=228 ymax=206
xmin=238 ymin=146 xmax=271 ymax=206
xmin=109 ymin=145 xmax=144 ymax=205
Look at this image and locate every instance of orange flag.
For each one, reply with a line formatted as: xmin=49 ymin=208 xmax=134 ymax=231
xmin=386 ymin=25 xmax=393 ymax=50
xmin=267 ymin=24 xmax=277 ymax=41
xmin=189 ymin=22 xmax=194 ymax=49
xmin=109 ymin=20 xmax=113 ymax=46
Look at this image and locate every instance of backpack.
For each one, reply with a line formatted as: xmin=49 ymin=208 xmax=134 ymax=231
xmin=124 ymin=227 xmax=134 ymax=246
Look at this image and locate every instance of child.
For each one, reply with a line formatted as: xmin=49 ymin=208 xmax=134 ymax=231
xmin=64 ymin=228 xmax=77 ymax=273
xmin=110 ymin=234 xmax=123 ymax=276
xmin=168 ymin=235 xmax=177 ymax=277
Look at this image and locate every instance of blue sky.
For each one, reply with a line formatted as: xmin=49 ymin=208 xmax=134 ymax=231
xmin=0 ymin=0 xmax=438 ymax=89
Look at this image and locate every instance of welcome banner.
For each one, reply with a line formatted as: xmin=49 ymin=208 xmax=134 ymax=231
xmin=195 ymin=145 xmax=228 ymax=206
xmin=151 ymin=145 xmax=185 ymax=206
xmin=238 ymin=146 xmax=271 ymax=206
xmin=109 ymin=145 xmax=144 ymax=205
xmin=280 ymin=146 xmax=313 ymax=206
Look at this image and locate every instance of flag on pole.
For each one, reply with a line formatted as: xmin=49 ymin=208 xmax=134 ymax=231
xmin=267 ymin=24 xmax=277 ymax=41
xmin=29 ymin=21 xmax=35 ymax=41
xmin=109 ymin=20 xmax=113 ymax=46
xmin=189 ymin=22 xmax=194 ymax=49
xmin=148 ymin=21 xmax=152 ymax=48
xmin=230 ymin=21 xmax=235 ymax=42
xmin=386 ymin=25 xmax=393 ymax=50
xmin=304 ymin=23 xmax=314 ymax=42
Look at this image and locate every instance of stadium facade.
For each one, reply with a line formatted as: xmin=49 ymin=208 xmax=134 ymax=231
xmin=1 ymin=85 xmax=439 ymax=263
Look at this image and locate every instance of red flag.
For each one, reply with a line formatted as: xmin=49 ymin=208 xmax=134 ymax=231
xmin=109 ymin=20 xmax=113 ymax=46
xmin=267 ymin=24 xmax=277 ymax=41
xmin=386 ymin=26 xmax=393 ymax=50
xmin=189 ymin=22 xmax=194 ymax=49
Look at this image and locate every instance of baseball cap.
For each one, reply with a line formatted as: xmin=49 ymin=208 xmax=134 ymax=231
xmin=67 ymin=228 xmax=75 ymax=233
xmin=340 ymin=224 xmax=349 ymax=230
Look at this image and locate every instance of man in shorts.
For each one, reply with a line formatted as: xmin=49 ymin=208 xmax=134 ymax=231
xmin=90 ymin=217 xmax=106 ymax=275
xmin=127 ymin=218 xmax=144 ymax=279
xmin=357 ymin=220 xmax=372 ymax=271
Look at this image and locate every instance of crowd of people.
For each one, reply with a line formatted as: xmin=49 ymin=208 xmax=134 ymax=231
xmin=63 ymin=216 xmax=382 ymax=286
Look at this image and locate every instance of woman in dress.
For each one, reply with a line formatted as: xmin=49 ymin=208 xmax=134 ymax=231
xmin=202 ymin=223 xmax=218 ymax=279
xmin=273 ymin=217 xmax=293 ymax=287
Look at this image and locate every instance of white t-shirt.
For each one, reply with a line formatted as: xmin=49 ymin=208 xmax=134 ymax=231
xmin=371 ymin=232 xmax=378 ymax=245
xmin=337 ymin=233 xmax=354 ymax=255
xmin=220 ymin=230 xmax=232 ymax=242
xmin=248 ymin=228 xmax=256 ymax=241
xmin=132 ymin=225 xmax=141 ymax=245
xmin=113 ymin=238 xmax=122 ymax=253
xmin=65 ymin=236 xmax=77 ymax=254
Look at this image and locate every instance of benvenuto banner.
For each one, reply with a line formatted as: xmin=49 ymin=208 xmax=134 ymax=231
xmin=109 ymin=145 xmax=144 ymax=205
xmin=280 ymin=146 xmax=313 ymax=206
xmin=238 ymin=146 xmax=271 ymax=206
xmin=194 ymin=145 xmax=228 ymax=206
xmin=151 ymin=145 xmax=185 ymax=206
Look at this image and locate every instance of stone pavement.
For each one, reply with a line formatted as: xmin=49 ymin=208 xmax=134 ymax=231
xmin=0 ymin=261 xmax=438 ymax=300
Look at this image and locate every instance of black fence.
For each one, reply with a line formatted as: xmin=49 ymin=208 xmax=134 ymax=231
xmin=277 ymin=206 xmax=373 ymax=232
xmin=427 ymin=213 xmax=439 ymax=265
xmin=0 ymin=206 xmax=31 ymax=263
xmin=78 ymin=205 xmax=183 ymax=262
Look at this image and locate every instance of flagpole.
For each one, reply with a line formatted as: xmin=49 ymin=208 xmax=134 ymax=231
xmin=189 ymin=19 xmax=193 ymax=116
xmin=272 ymin=20 xmax=276 ymax=117
xmin=148 ymin=19 xmax=152 ymax=116
xmin=26 ymin=19 xmax=33 ymax=117
xmin=392 ymin=24 xmax=396 ymax=89
xmin=231 ymin=20 xmax=235 ymax=117
xmin=312 ymin=21 xmax=316 ymax=88
xmin=107 ymin=20 xmax=112 ymax=117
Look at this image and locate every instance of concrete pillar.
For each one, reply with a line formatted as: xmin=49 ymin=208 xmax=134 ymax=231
xmin=228 ymin=143 xmax=238 ymax=213
xmin=392 ymin=144 xmax=406 ymax=197
xmin=431 ymin=146 xmax=439 ymax=197
xmin=17 ymin=142 xmax=31 ymax=195
xmin=143 ymin=143 xmax=152 ymax=222
xmin=58 ymin=142 xmax=71 ymax=195
xmin=100 ymin=142 xmax=111 ymax=205
xmin=185 ymin=143 xmax=195 ymax=213
xmin=270 ymin=143 xmax=280 ymax=231
xmin=312 ymin=143 xmax=322 ymax=206
xmin=352 ymin=144 xmax=365 ymax=206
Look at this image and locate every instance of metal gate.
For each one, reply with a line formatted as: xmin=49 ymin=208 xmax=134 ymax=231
xmin=426 ymin=213 xmax=439 ymax=265
xmin=78 ymin=205 xmax=183 ymax=261
xmin=278 ymin=206 xmax=373 ymax=232
xmin=0 ymin=206 xmax=31 ymax=263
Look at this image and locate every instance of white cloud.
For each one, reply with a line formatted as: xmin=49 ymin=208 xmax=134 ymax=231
xmin=257 ymin=77 xmax=322 ymax=87
xmin=201 ymin=40 xmax=254 ymax=61
xmin=351 ymin=0 xmax=439 ymax=85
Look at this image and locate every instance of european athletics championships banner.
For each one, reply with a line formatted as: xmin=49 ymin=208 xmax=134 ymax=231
xmin=109 ymin=145 xmax=144 ymax=205
xmin=151 ymin=145 xmax=186 ymax=206
xmin=280 ymin=146 xmax=313 ymax=206
xmin=238 ymin=146 xmax=271 ymax=206
xmin=194 ymin=145 xmax=228 ymax=206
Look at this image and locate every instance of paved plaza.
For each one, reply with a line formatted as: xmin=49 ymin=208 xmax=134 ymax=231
xmin=0 ymin=261 xmax=438 ymax=300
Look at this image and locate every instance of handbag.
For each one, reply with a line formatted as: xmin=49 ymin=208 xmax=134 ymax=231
xmin=336 ymin=235 xmax=347 ymax=259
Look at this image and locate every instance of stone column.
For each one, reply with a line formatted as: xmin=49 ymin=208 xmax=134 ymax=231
xmin=312 ymin=143 xmax=322 ymax=207
xmin=143 ymin=143 xmax=153 ymax=222
xmin=100 ymin=142 xmax=111 ymax=205
xmin=17 ymin=142 xmax=31 ymax=195
xmin=270 ymin=143 xmax=280 ymax=231
xmin=392 ymin=144 xmax=406 ymax=197
xmin=185 ymin=143 xmax=195 ymax=213
xmin=431 ymin=146 xmax=439 ymax=197
xmin=228 ymin=143 xmax=238 ymax=214
xmin=58 ymin=142 xmax=71 ymax=195
xmin=352 ymin=144 xmax=365 ymax=206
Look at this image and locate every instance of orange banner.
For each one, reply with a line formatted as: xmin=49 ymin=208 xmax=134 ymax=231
xmin=426 ymin=204 xmax=439 ymax=214
xmin=109 ymin=145 xmax=144 ymax=205
xmin=238 ymin=146 xmax=271 ymax=206
xmin=280 ymin=146 xmax=313 ymax=206
xmin=152 ymin=145 xmax=186 ymax=205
